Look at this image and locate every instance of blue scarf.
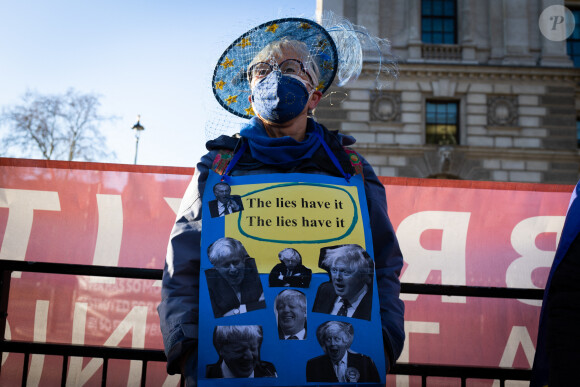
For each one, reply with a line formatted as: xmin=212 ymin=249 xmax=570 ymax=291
xmin=239 ymin=117 xmax=323 ymax=166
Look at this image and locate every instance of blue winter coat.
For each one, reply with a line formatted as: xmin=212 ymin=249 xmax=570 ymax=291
xmin=157 ymin=121 xmax=405 ymax=379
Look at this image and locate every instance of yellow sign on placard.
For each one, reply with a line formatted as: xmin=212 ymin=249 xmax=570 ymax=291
xmin=225 ymin=182 xmax=366 ymax=273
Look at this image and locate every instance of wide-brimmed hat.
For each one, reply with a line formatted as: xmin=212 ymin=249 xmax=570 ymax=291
xmin=212 ymin=17 xmax=339 ymax=119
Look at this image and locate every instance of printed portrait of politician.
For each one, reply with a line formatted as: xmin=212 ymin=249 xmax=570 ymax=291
xmin=204 ymin=237 xmax=266 ymax=318
xmin=306 ymin=321 xmax=380 ymax=383
xmin=312 ymin=244 xmax=374 ymax=320
xmin=208 ymin=182 xmax=244 ymax=218
xmin=274 ymin=289 xmax=307 ymax=340
xmin=268 ymin=248 xmax=312 ymax=288
xmin=206 ymin=325 xmax=277 ymax=379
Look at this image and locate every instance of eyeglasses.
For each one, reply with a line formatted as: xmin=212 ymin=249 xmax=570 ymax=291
xmin=248 ymin=59 xmax=314 ymax=85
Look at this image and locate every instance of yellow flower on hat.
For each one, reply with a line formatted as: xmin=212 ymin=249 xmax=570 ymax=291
xmin=316 ymin=81 xmax=325 ymax=91
xmin=299 ymin=22 xmax=311 ymax=30
xmin=244 ymin=106 xmax=255 ymax=116
xmin=221 ymin=57 xmax=234 ymax=69
xmin=225 ymin=95 xmax=238 ymax=105
xmin=215 ymin=80 xmax=226 ymax=90
xmin=317 ymin=40 xmax=329 ymax=50
xmin=322 ymin=61 xmax=334 ymax=70
xmin=236 ymin=38 xmax=251 ymax=48
xmin=265 ymin=24 xmax=278 ymax=33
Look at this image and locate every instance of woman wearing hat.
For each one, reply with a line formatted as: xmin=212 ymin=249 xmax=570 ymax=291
xmin=158 ymin=17 xmax=405 ymax=385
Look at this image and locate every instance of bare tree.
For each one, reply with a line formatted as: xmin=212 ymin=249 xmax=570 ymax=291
xmin=0 ymin=89 xmax=116 ymax=161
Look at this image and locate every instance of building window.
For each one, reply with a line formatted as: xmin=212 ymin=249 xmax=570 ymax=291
xmin=426 ymin=101 xmax=459 ymax=145
xmin=421 ymin=0 xmax=457 ymax=44
xmin=568 ymin=9 xmax=580 ymax=67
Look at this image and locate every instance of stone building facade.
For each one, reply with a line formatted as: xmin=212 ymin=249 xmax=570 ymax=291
xmin=315 ymin=0 xmax=580 ymax=184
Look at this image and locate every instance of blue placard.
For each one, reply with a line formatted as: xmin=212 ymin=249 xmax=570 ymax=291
xmin=198 ymin=171 xmax=385 ymax=386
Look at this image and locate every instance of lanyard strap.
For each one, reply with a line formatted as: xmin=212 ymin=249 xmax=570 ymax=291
xmin=313 ymin=131 xmax=352 ymax=182
xmin=221 ymin=133 xmax=352 ymax=183
xmin=220 ymin=142 xmax=248 ymax=182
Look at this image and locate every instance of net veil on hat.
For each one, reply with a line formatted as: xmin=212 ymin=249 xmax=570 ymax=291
xmin=208 ymin=13 xmax=397 ymax=132
xmin=212 ymin=17 xmax=339 ymax=119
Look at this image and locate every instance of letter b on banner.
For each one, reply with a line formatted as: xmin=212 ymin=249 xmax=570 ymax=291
xmin=507 ymin=216 xmax=565 ymax=306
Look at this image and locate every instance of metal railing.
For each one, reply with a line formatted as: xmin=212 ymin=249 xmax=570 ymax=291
xmin=0 ymin=260 xmax=177 ymax=387
xmin=393 ymin=282 xmax=543 ymax=386
xmin=0 ymin=259 xmax=543 ymax=386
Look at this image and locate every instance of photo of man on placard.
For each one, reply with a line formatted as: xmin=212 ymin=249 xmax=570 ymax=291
xmin=204 ymin=237 xmax=265 ymax=318
xmin=268 ymin=248 xmax=312 ymax=288
xmin=206 ymin=325 xmax=277 ymax=379
xmin=306 ymin=321 xmax=380 ymax=383
xmin=208 ymin=182 xmax=244 ymax=218
xmin=274 ymin=289 xmax=307 ymax=340
xmin=312 ymin=244 xmax=374 ymax=320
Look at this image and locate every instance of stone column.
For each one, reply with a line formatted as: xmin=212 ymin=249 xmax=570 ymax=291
xmin=488 ymin=0 xmax=505 ymax=64
xmin=316 ymin=0 xmax=344 ymax=22
xmin=357 ymin=0 xmax=380 ymax=36
xmin=539 ymin=0 xmax=573 ymax=67
xmin=460 ymin=0 xmax=478 ymax=63
xmin=502 ymin=0 xmax=536 ymax=65
xmin=407 ymin=0 xmax=423 ymax=61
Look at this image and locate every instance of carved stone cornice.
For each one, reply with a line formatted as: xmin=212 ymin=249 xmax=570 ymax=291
xmin=360 ymin=62 xmax=580 ymax=83
xmin=350 ymin=143 xmax=580 ymax=163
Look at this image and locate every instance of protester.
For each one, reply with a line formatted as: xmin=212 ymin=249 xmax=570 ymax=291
xmin=531 ymin=181 xmax=580 ymax=387
xmin=158 ymin=15 xmax=405 ymax=386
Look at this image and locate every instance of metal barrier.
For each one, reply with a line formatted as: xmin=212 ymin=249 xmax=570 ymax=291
xmin=0 ymin=259 xmax=543 ymax=386
xmin=0 ymin=260 xmax=179 ymax=387
xmin=392 ymin=283 xmax=543 ymax=387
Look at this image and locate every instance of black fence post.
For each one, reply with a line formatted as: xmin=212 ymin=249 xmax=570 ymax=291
xmin=0 ymin=261 xmax=12 ymax=376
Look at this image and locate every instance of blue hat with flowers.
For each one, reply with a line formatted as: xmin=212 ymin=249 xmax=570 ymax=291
xmin=212 ymin=17 xmax=339 ymax=119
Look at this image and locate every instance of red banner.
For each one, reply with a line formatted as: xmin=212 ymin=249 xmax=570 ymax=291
xmin=0 ymin=158 xmax=574 ymax=386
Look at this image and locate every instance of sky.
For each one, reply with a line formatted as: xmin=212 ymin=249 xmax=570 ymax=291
xmin=0 ymin=0 xmax=317 ymax=167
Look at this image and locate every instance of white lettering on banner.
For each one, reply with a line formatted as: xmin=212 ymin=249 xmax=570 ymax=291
xmin=507 ymin=216 xmax=565 ymax=306
xmin=491 ymin=380 xmax=529 ymax=387
xmin=499 ymin=326 xmax=535 ymax=367
xmin=163 ymin=197 xmax=181 ymax=215
xmin=2 ymin=320 xmax=10 ymax=365
xmin=67 ymin=303 xmax=148 ymax=386
xmin=396 ymin=321 xmax=440 ymax=387
xmin=0 ymin=189 xmax=60 ymax=278
xmin=397 ymin=211 xmax=471 ymax=303
xmin=27 ymin=300 xmax=49 ymax=387
xmin=161 ymin=373 xmax=182 ymax=387
xmin=67 ymin=302 xmax=88 ymax=386
xmin=90 ymin=194 xmax=123 ymax=284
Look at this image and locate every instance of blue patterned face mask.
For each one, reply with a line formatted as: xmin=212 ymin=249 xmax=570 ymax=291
xmin=251 ymin=71 xmax=311 ymax=124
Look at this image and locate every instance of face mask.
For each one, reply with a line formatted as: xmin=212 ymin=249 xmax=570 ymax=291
xmin=251 ymin=71 xmax=312 ymax=124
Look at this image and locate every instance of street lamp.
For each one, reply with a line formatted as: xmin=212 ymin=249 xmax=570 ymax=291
xmin=131 ymin=115 xmax=145 ymax=164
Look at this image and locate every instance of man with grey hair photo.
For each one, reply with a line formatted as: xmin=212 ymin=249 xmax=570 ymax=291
xmin=312 ymin=244 xmax=374 ymax=320
xmin=274 ymin=289 xmax=307 ymax=340
xmin=205 ymin=237 xmax=265 ymax=318
xmin=208 ymin=182 xmax=243 ymax=218
xmin=306 ymin=321 xmax=379 ymax=382
xmin=268 ymin=247 xmax=312 ymax=288
xmin=206 ymin=325 xmax=277 ymax=379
